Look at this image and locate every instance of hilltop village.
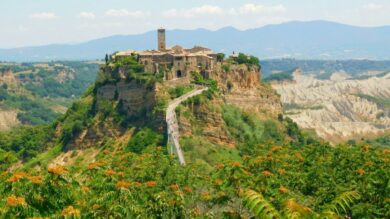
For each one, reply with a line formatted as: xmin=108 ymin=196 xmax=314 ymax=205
xmin=95 ymin=28 xmax=281 ymax=122
xmin=114 ymin=28 xmax=220 ymax=81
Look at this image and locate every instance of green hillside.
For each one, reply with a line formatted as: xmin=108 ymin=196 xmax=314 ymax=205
xmin=0 ymin=62 xmax=98 ymax=127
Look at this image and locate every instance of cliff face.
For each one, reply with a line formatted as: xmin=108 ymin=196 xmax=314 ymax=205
xmin=96 ymin=80 xmax=156 ymax=116
xmin=177 ymin=64 xmax=283 ymax=147
xmin=273 ymin=71 xmax=390 ymax=143
xmin=212 ymin=64 xmax=282 ymax=118
xmin=178 ymin=99 xmax=234 ymax=147
xmin=0 ymin=110 xmax=19 ymax=131
xmin=0 ymin=70 xmax=18 ymax=88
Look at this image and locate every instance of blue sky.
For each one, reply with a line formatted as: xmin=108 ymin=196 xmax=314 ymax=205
xmin=1 ymin=0 xmax=389 ymax=48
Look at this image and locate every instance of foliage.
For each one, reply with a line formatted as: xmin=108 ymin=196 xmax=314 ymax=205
xmin=168 ymin=85 xmax=193 ymax=99
xmin=127 ymin=128 xmax=163 ymax=154
xmin=243 ymin=189 xmax=360 ymax=219
xmin=263 ymin=68 xmax=295 ymax=82
xmin=236 ymin=53 xmax=260 ymax=67
xmin=22 ymin=62 xmax=98 ymax=98
xmin=59 ymin=98 xmax=94 ymax=145
xmin=0 ymin=125 xmax=54 ymax=169
xmin=216 ymin=53 xmax=225 ymax=62
xmin=0 ymin=87 xmax=59 ymax=125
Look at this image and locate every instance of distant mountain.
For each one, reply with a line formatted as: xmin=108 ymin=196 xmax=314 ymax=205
xmin=1 ymin=20 xmax=390 ymax=62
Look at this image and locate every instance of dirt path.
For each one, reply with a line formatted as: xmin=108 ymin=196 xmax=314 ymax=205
xmin=166 ymin=86 xmax=208 ymax=165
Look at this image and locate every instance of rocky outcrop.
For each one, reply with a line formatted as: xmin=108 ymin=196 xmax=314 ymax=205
xmin=273 ymin=71 xmax=390 ymax=143
xmin=96 ymin=80 xmax=156 ymax=116
xmin=0 ymin=70 xmax=18 ymax=87
xmin=213 ymin=64 xmax=282 ymax=117
xmin=178 ymin=99 xmax=234 ymax=147
xmin=0 ymin=110 xmax=19 ymax=131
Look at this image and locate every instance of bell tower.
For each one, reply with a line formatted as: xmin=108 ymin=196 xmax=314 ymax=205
xmin=158 ymin=28 xmax=166 ymax=51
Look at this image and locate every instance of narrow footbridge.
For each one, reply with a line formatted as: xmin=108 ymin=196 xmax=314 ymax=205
xmin=166 ymin=86 xmax=208 ymax=165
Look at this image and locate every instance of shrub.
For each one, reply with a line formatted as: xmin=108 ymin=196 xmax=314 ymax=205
xmin=127 ymin=128 xmax=163 ymax=153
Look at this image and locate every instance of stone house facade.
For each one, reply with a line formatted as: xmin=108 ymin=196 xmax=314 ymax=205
xmin=115 ymin=28 xmax=218 ymax=81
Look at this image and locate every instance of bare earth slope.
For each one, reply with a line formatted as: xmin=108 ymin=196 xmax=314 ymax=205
xmin=272 ymin=70 xmax=390 ymax=143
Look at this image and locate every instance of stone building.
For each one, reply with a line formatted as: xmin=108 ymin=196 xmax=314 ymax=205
xmin=116 ymin=28 xmax=218 ymax=81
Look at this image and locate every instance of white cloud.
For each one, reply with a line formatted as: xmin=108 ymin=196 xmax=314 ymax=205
xmin=105 ymin=9 xmax=148 ymax=18
xmin=30 ymin=12 xmax=58 ymax=19
xmin=162 ymin=5 xmax=223 ymax=18
xmin=239 ymin=4 xmax=286 ymax=14
xmin=363 ymin=3 xmax=383 ymax=11
xmin=79 ymin=12 xmax=95 ymax=19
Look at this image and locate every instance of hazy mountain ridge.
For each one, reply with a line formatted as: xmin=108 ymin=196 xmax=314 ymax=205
xmin=2 ymin=20 xmax=390 ymax=61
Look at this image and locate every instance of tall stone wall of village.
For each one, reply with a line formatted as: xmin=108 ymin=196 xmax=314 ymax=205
xmin=96 ymin=80 xmax=156 ymax=116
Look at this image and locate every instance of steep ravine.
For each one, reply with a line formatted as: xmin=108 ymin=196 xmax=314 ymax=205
xmin=272 ymin=70 xmax=390 ymax=143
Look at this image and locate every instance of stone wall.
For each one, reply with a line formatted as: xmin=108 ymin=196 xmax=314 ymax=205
xmin=96 ymin=80 xmax=156 ymax=116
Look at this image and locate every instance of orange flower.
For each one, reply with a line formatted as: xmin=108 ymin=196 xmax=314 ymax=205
xmin=117 ymin=172 xmax=125 ymax=177
xmin=184 ymin=187 xmax=193 ymax=193
xmin=174 ymin=190 xmax=184 ymax=196
xmin=242 ymin=155 xmax=251 ymax=161
xmin=116 ymin=181 xmax=130 ymax=189
xmin=92 ymin=204 xmax=101 ymax=210
xmin=243 ymin=170 xmax=252 ymax=176
xmin=88 ymin=161 xmax=104 ymax=170
xmin=362 ymin=145 xmax=370 ymax=153
xmin=105 ymin=169 xmax=115 ymax=176
xmin=261 ymin=170 xmax=273 ymax=177
xmin=133 ymin=182 xmax=142 ymax=187
xmin=48 ymin=165 xmax=67 ymax=175
xmin=28 ymin=176 xmax=42 ymax=185
xmin=7 ymin=195 xmax=26 ymax=207
xmin=146 ymin=181 xmax=157 ymax=187
xmin=365 ymin=161 xmax=373 ymax=167
xmin=213 ymin=179 xmax=223 ymax=186
xmin=231 ymin=161 xmax=241 ymax=167
xmin=271 ymin=145 xmax=282 ymax=152
xmin=61 ymin=206 xmax=80 ymax=217
xmin=191 ymin=207 xmax=201 ymax=216
xmin=215 ymin=163 xmax=225 ymax=170
xmin=201 ymin=192 xmax=210 ymax=200
xmin=356 ymin=168 xmax=365 ymax=175
xmin=279 ymin=186 xmax=289 ymax=193
xmin=383 ymin=149 xmax=390 ymax=154
xmin=294 ymin=153 xmax=304 ymax=162
xmin=81 ymin=186 xmax=90 ymax=193
xmin=169 ymin=184 xmax=179 ymax=190
xmin=7 ymin=172 xmax=29 ymax=183
xmin=278 ymin=169 xmax=286 ymax=175
xmin=254 ymin=156 xmax=264 ymax=164
xmin=168 ymin=199 xmax=176 ymax=206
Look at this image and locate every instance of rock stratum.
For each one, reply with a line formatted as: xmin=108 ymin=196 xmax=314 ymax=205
xmin=272 ymin=69 xmax=390 ymax=143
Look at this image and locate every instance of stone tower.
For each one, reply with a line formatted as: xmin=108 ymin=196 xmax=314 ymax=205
xmin=158 ymin=28 xmax=166 ymax=51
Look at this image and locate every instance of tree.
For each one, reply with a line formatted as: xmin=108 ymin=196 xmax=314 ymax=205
xmin=217 ymin=53 xmax=225 ymax=62
xmin=105 ymin=54 xmax=109 ymax=64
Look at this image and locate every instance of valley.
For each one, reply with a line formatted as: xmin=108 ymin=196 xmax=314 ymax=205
xmin=0 ymin=62 xmax=98 ymax=130
xmin=271 ymin=68 xmax=390 ymax=143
